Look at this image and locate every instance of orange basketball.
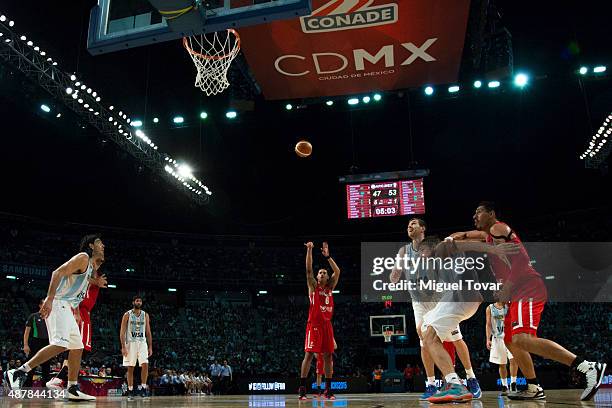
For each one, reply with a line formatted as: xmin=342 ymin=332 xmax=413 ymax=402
xmin=295 ymin=140 xmax=312 ymax=158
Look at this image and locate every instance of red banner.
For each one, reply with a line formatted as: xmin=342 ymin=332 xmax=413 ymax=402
xmin=238 ymin=0 xmax=471 ymax=100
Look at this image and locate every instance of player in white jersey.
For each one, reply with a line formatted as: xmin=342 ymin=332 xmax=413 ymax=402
xmin=120 ymin=295 xmax=152 ymax=398
xmin=4 ymin=234 xmax=104 ymax=401
xmin=390 ymin=219 xmax=482 ymax=400
xmin=486 ymin=301 xmax=518 ymax=395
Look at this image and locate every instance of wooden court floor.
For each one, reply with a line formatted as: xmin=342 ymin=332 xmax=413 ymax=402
xmin=1 ymin=389 xmax=610 ymax=407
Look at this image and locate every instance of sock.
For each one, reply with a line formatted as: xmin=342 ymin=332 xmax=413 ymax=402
xmin=128 ymin=386 xmax=133 ymax=391
xmin=465 ymin=368 xmax=476 ymax=379
xmin=142 ymin=384 xmax=148 ymax=389
xmin=57 ymin=365 xmax=68 ymax=381
xmin=18 ymin=363 xmax=32 ymax=373
xmin=299 ymin=378 xmax=306 ymax=388
xmin=427 ymin=376 xmax=435 ymax=386
xmin=325 ymin=378 xmax=332 ymax=392
xmin=526 ymin=377 xmax=540 ymax=387
xmin=511 ymin=376 xmax=517 ymax=385
xmin=68 ymin=381 xmax=77 ymax=387
xmin=445 ymin=373 xmax=461 ymax=385
xmin=501 ymin=377 xmax=508 ymax=388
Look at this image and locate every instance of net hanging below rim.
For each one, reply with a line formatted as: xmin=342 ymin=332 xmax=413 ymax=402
xmin=183 ymin=29 xmax=241 ymax=96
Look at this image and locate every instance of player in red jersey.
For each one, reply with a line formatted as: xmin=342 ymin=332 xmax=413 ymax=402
xmin=299 ymin=241 xmax=340 ymax=401
xmin=451 ymin=202 xmax=607 ymax=401
xmin=46 ymin=269 xmax=107 ymax=390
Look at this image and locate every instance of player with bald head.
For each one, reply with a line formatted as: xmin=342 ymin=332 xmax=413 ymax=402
xmin=450 ymin=202 xmax=607 ymax=401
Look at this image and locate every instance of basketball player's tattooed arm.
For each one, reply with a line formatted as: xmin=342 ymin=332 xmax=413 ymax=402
xmin=146 ymin=313 xmax=153 ymax=357
xmin=120 ymin=312 xmax=129 ymax=357
xmin=305 ymin=242 xmax=317 ymax=292
xmin=40 ymin=252 xmax=89 ymax=319
xmin=323 ymin=242 xmax=341 ymax=290
xmin=485 ymin=305 xmax=492 ymax=350
xmin=448 ymin=230 xmax=488 ymax=241
xmin=389 ymin=245 xmax=406 ymax=283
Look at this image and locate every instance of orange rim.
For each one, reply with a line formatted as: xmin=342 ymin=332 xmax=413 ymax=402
xmin=183 ymin=29 xmax=240 ymax=60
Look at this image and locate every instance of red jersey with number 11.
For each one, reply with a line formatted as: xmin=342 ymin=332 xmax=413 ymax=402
xmin=308 ymin=285 xmax=334 ymax=324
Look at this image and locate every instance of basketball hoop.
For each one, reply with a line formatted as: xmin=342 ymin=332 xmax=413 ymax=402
xmin=183 ymin=29 xmax=241 ymax=96
xmin=383 ymin=330 xmax=393 ymax=343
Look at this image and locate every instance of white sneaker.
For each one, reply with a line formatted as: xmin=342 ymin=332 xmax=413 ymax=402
xmin=577 ymin=361 xmax=607 ymax=401
xmin=4 ymin=369 xmax=26 ymax=390
xmin=508 ymin=383 xmax=546 ymax=400
xmin=46 ymin=377 xmax=65 ymax=390
xmin=67 ymin=384 xmax=96 ymax=401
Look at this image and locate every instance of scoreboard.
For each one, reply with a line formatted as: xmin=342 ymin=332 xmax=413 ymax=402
xmin=346 ymin=178 xmax=425 ymax=219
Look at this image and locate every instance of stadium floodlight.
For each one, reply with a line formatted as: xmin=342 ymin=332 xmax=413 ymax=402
xmin=488 ymin=80 xmax=501 ymax=88
xmin=56 ymin=113 xmax=62 ymax=118
xmin=40 ymin=104 xmax=50 ymax=113
xmin=131 ymin=120 xmax=143 ymax=127
xmin=9 ymin=20 xmax=14 ymax=27
xmin=514 ymin=73 xmax=529 ymax=88
xmin=20 ymin=35 xmax=26 ymax=41
xmin=109 ymin=105 xmax=114 ymax=110
xmin=65 ymin=87 xmax=73 ymax=94
xmin=593 ymin=66 xmax=607 ymax=73
xmin=325 ymin=100 xmax=334 ymax=106
xmin=448 ymin=85 xmax=460 ymax=93
xmin=347 ymin=98 xmax=359 ymax=105
xmin=153 ymin=117 xmax=159 ymax=123
xmin=475 ymin=80 xmax=485 ymax=88
xmin=424 ymin=86 xmax=434 ymax=96
xmin=6 ymin=275 xmax=17 ymax=280
xmin=225 ymin=111 xmax=237 ymax=119
xmin=168 ymin=288 xmax=177 ymax=292
xmin=178 ymin=164 xmax=193 ymax=178
xmin=285 ymin=103 xmax=293 ymax=110
xmin=373 ymin=93 xmax=382 ymax=101
xmin=26 ymin=40 xmax=33 ymax=46
xmin=0 ymin=15 xmax=6 ymax=22
xmin=332 ymin=290 xmax=340 ymax=294
xmin=258 ymin=290 xmax=268 ymax=295
xmin=74 ymin=81 xmax=80 ymax=86
xmin=579 ymin=66 xmax=588 ymax=75
xmin=200 ymin=111 xmax=208 ymax=119
xmin=362 ymin=96 xmax=371 ymax=103
xmin=108 ymin=284 xmax=117 ymax=289
xmin=95 ymin=97 xmax=100 ymax=102
xmin=173 ymin=116 xmax=185 ymax=124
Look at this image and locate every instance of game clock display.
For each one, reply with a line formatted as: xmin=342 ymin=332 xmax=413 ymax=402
xmin=346 ymin=179 xmax=425 ymax=219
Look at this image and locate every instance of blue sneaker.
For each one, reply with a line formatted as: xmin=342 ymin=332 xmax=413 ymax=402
xmin=467 ymin=377 xmax=482 ymax=399
xmin=427 ymin=382 xmax=473 ymax=404
xmin=419 ymin=384 xmax=437 ymax=400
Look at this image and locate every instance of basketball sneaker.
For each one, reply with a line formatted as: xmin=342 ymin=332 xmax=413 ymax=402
xmin=508 ymin=383 xmax=546 ymax=400
xmin=500 ymin=385 xmax=509 ymax=396
xmin=67 ymin=384 xmax=96 ymax=401
xmin=510 ymin=382 xmax=517 ymax=393
xmin=46 ymin=377 xmax=65 ymax=390
xmin=4 ymin=369 xmax=26 ymax=390
xmin=298 ymin=386 xmax=308 ymax=400
xmin=324 ymin=389 xmax=336 ymax=400
xmin=576 ymin=361 xmax=607 ymax=401
xmin=317 ymin=389 xmax=324 ymax=399
xmin=427 ymin=382 xmax=473 ymax=404
xmin=419 ymin=384 xmax=437 ymax=400
xmin=467 ymin=377 xmax=482 ymax=399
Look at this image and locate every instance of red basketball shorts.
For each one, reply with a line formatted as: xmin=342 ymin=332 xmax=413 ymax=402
xmin=505 ymin=299 xmax=545 ymax=344
xmin=305 ymin=321 xmax=335 ymax=353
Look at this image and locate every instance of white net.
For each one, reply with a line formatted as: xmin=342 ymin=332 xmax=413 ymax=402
xmin=183 ymin=29 xmax=241 ymax=96
xmin=383 ymin=330 xmax=393 ymax=343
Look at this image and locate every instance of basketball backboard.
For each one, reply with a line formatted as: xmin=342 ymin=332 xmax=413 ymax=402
xmin=369 ymin=315 xmax=406 ymax=338
xmin=87 ymin=0 xmax=312 ymax=55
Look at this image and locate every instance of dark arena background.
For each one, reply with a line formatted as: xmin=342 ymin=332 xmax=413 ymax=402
xmin=0 ymin=0 xmax=611 ymax=407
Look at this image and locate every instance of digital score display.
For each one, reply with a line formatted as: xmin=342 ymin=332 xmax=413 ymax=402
xmin=346 ymin=178 xmax=425 ymax=219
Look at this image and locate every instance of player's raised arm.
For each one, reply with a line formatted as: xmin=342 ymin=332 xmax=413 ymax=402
xmin=389 ymin=245 xmax=406 ymax=283
xmin=40 ymin=252 xmax=89 ymax=318
xmin=323 ymin=242 xmax=341 ymax=290
xmin=120 ymin=312 xmax=129 ymax=357
xmin=305 ymin=242 xmax=317 ymax=292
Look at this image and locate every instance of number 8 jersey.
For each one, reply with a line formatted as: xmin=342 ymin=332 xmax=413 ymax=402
xmin=126 ymin=310 xmax=147 ymax=343
xmin=308 ymin=285 xmax=334 ymax=324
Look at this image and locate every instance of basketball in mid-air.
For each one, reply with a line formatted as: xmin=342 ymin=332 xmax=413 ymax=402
xmin=295 ymin=140 xmax=313 ymax=158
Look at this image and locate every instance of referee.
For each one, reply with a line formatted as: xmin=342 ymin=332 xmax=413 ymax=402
xmin=23 ymin=299 xmax=50 ymax=387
